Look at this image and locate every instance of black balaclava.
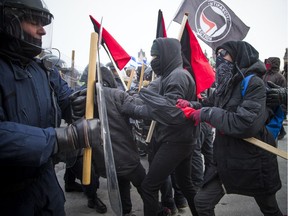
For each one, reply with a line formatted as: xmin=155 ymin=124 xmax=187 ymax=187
xmin=214 ymin=41 xmax=259 ymax=95
xmin=150 ymin=40 xmax=161 ymax=75
xmin=150 ymin=38 xmax=183 ymax=77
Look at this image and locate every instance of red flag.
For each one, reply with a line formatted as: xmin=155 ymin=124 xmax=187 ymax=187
xmin=181 ymin=20 xmax=215 ymax=96
xmin=156 ymin=9 xmax=167 ymax=38
xmin=89 ymin=15 xmax=130 ymax=70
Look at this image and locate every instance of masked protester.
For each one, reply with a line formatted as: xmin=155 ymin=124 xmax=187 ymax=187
xmin=121 ymin=37 xmax=200 ymax=216
xmin=263 ymin=57 xmax=287 ymax=140
xmin=176 ymin=41 xmax=283 ymax=216
xmin=0 ymin=0 xmax=101 ymax=215
xmin=72 ymin=66 xmax=147 ymax=216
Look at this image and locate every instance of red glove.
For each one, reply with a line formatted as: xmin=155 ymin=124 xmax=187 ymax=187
xmin=178 ymin=106 xmax=196 ymax=119
xmin=190 ymin=109 xmax=202 ymax=126
xmin=176 ymin=99 xmax=191 ymax=108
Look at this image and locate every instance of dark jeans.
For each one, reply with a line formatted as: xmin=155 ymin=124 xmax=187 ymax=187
xmin=117 ymin=163 xmax=146 ymax=214
xmin=171 ymin=171 xmax=187 ymax=207
xmin=160 ymin=175 xmax=175 ymax=210
xmin=191 ymin=138 xmax=204 ymax=188
xmin=194 ymin=175 xmax=283 ymax=216
xmin=141 ymin=140 xmax=198 ymax=216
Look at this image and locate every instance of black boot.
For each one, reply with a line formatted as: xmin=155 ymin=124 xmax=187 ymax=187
xmin=88 ymin=196 xmax=107 ymax=213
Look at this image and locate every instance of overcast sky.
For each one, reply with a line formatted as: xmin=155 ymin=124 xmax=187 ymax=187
xmin=47 ymin=0 xmax=288 ymax=72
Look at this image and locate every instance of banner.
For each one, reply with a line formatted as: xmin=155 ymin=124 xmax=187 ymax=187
xmin=174 ymin=0 xmax=250 ymax=50
xmin=90 ymin=15 xmax=131 ymax=70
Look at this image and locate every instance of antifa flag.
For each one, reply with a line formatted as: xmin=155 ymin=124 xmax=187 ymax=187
xmin=173 ymin=0 xmax=250 ymax=50
xmin=181 ymin=18 xmax=215 ymax=95
xmin=156 ymin=9 xmax=167 ymax=38
xmin=89 ymin=15 xmax=130 ymax=70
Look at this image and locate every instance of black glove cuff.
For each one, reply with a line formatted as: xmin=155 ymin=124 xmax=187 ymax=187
xmin=200 ymin=107 xmax=212 ymax=122
xmin=190 ymin=101 xmax=202 ymax=109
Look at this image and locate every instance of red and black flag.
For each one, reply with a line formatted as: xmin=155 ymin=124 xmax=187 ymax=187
xmin=89 ymin=15 xmax=130 ymax=70
xmin=174 ymin=0 xmax=250 ymax=50
xmin=180 ymin=18 xmax=215 ymax=96
xmin=156 ymin=9 xmax=167 ymax=38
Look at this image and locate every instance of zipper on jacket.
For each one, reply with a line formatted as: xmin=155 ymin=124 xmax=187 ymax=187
xmin=46 ymin=70 xmax=58 ymax=127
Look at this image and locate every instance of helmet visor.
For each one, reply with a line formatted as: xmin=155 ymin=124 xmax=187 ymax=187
xmin=2 ymin=5 xmax=53 ymax=50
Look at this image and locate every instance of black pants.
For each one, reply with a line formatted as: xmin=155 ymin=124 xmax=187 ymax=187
xmin=64 ymin=156 xmax=100 ymax=199
xmin=141 ymin=140 xmax=199 ymax=216
xmin=194 ymin=175 xmax=283 ymax=216
xmin=192 ymin=123 xmax=214 ymax=188
xmin=117 ymin=163 xmax=146 ymax=214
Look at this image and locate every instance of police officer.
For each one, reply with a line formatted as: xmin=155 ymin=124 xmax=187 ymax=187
xmin=0 ymin=0 xmax=100 ymax=215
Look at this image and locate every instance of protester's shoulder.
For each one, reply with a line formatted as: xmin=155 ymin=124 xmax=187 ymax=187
xmin=244 ymin=74 xmax=266 ymax=96
xmin=105 ymin=87 xmax=128 ymax=102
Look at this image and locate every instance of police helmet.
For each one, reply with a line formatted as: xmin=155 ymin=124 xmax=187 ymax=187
xmin=0 ymin=0 xmax=53 ymax=54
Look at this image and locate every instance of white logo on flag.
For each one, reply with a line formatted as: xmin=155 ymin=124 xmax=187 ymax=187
xmin=195 ymin=0 xmax=232 ymax=43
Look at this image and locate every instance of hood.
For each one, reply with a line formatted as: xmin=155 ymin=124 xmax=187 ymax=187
xmin=265 ymin=57 xmax=280 ymax=74
xmin=81 ymin=65 xmax=117 ymax=88
xmin=215 ymin=41 xmax=265 ymax=96
xmin=151 ymin=38 xmax=183 ymax=77
xmin=216 ymin=41 xmax=259 ymax=70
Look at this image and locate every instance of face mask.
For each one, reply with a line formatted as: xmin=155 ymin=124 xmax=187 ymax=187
xmin=215 ymin=55 xmax=234 ymax=95
xmin=150 ymin=57 xmax=161 ymax=75
xmin=265 ymin=63 xmax=271 ymax=70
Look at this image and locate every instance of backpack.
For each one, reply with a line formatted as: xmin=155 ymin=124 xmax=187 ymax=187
xmin=241 ymin=74 xmax=285 ymax=140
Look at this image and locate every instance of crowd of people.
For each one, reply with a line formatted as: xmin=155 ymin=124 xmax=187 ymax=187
xmin=0 ymin=0 xmax=287 ymax=216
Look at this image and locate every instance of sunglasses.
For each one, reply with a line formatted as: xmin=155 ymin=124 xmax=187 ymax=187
xmin=217 ymin=49 xmax=229 ymax=58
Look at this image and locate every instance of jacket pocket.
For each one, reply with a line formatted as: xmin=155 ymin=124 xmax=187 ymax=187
xmin=226 ymin=157 xmax=264 ymax=189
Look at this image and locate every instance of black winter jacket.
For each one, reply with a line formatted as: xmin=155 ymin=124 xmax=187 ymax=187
xmin=92 ymin=87 xmax=141 ymax=177
xmin=202 ymin=42 xmax=281 ymax=196
xmin=124 ymin=38 xmax=200 ymax=144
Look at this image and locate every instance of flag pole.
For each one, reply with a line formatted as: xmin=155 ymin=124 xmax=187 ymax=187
xmin=177 ymin=13 xmax=188 ymax=40
xmin=103 ymin=43 xmax=128 ymax=91
xmin=167 ymin=0 xmax=185 ymax=31
xmin=82 ymin=32 xmax=98 ymax=185
xmin=244 ymin=137 xmax=287 ymax=160
xmin=138 ymin=63 xmax=145 ymax=92
xmin=146 ymin=13 xmax=189 ymax=144
xmin=126 ymin=68 xmax=135 ymax=90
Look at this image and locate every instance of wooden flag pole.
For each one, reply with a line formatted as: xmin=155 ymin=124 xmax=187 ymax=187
xmin=177 ymin=13 xmax=188 ymax=40
xmin=244 ymin=137 xmax=288 ymax=160
xmin=126 ymin=68 xmax=135 ymax=90
xmin=138 ymin=63 xmax=145 ymax=92
xmin=82 ymin=32 xmax=98 ymax=185
xmin=146 ymin=13 xmax=189 ymax=144
xmin=70 ymin=50 xmax=75 ymax=88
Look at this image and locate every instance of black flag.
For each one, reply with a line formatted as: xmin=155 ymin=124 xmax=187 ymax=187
xmin=174 ymin=0 xmax=250 ymax=50
xmin=156 ymin=9 xmax=167 ymax=38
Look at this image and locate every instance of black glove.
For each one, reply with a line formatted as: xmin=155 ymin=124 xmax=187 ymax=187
xmin=190 ymin=101 xmax=202 ymax=109
xmin=69 ymin=88 xmax=87 ymax=121
xmin=266 ymin=81 xmax=287 ymax=107
xmin=121 ymin=97 xmax=136 ymax=115
xmin=55 ymin=118 xmax=101 ymax=153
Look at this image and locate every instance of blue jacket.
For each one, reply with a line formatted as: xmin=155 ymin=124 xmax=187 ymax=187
xmin=0 ymin=55 xmax=73 ymax=183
